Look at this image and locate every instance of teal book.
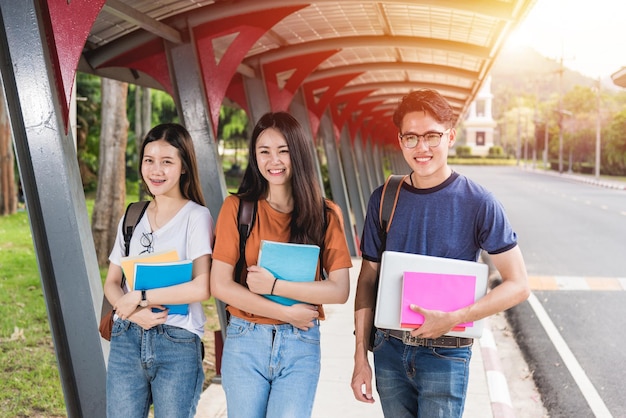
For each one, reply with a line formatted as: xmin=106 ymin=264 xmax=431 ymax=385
xmin=134 ymin=259 xmax=193 ymax=315
xmin=257 ymin=240 xmax=320 ymax=306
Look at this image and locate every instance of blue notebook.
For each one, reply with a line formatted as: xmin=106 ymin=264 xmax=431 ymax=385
xmin=134 ymin=260 xmax=193 ymax=315
xmin=257 ymin=240 xmax=320 ymax=306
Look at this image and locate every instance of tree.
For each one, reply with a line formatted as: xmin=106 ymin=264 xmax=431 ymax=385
xmin=0 ymin=85 xmax=17 ymax=215
xmin=218 ymin=105 xmax=248 ymax=172
xmin=499 ymin=101 xmax=535 ymax=159
xmin=604 ymin=109 xmax=626 ymax=174
xmin=126 ymin=86 xmax=177 ymax=196
xmin=134 ymin=86 xmax=151 ymax=200
xmin=91 ymin=78 xmax=129 ymax=266
xmin=76 ymin=73 xmax=101 ymax=192
xmin=560 ymin=85 xmax=615 ymax=172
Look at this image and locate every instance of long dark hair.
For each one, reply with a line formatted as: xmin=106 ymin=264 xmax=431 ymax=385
xmin=237 ymin=112 xmax=325 ymax=247
xmin=140 ymin=123 xmax=206 ymax=206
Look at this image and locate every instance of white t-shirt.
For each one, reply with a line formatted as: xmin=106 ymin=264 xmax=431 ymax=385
xmin=109 ymin=200 xmax=214 ymax=337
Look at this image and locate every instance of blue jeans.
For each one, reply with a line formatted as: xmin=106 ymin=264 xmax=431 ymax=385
xmin=107 ymin=320 xmax=204 ymax=418
xmin=221 ymin=316 xmax=321 ymax=418
xmin=373 ymin=330 xmax=472 ymax=418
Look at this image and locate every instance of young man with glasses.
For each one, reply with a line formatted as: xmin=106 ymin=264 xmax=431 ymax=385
xmin=351 ymin=88 xmax=530 ymax=417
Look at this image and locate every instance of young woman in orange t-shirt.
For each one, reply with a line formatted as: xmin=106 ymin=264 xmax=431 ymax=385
xmin=211 ymin=112 xmax=352 ymax=418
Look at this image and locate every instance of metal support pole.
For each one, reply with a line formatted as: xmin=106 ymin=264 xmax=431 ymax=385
xmin=0 ymin=1 xmax=107 ymax=416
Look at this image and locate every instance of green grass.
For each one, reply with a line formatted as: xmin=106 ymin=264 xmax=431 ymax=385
xmin=0 ymin=209 xmax=66 ymax=417
xmin=447 ymin=156 xmax=517 ymax=166
xmin=0 ymin=196 xmax=223 ymax=417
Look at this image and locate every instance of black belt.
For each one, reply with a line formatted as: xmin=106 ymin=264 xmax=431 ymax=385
xmin=383 ymin=329 xmax=473 ymax=348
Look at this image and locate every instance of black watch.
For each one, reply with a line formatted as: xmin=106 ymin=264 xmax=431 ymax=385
xmin=139 ymin=290 xmax=149 ymax=307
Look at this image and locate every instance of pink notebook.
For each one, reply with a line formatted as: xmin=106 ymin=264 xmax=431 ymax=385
xmin=400 ymin=271 xmax=476 ymax=329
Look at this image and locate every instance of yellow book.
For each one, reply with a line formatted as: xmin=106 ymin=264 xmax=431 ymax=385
xmin=120 ymin=249 xmax=179 ymax=290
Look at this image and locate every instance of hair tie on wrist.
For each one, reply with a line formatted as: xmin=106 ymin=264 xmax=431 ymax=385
xmin=270 ymin=278 xmax=278 ymax=295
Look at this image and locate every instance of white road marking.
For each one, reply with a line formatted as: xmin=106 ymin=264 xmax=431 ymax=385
xmin=527 ymin=293 xmax=613 ymax=417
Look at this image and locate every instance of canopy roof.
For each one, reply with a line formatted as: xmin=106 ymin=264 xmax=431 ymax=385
xmin=79 ymin=0 xmax=536 ymax=132
xmin=0 ymin=5 xmax=538 ymax=409
xmin=612 ymin=67 xmax=626 ymax=88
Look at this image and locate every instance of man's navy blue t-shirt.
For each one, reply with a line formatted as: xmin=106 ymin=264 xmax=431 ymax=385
xmin=360 ymin=171 xmax=517 ymax=263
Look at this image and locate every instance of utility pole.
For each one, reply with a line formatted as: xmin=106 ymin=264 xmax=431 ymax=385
xmin=524 ymin=110 xmax=529 ymax=167
xmin=532 ymin=106 xmax=538 ymax=169
xmin=595 ymin=77 xmax=602 ymax=179
xmin=516 ymin=98 xmax=521 ymax=166
xmin=557 ymin=56 xmax=564 ymax=174
xmin=543 ymin=120 xmax=550 ymax=170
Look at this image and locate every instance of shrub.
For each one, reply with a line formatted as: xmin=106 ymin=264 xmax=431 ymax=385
xmin=488 ymin=146 xmax=504 ymax=156
xmin=455 ymin=145 xmax=472 ymax=157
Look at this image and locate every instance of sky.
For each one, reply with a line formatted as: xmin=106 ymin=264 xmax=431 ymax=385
xmin=505 ymin=0 xmax=626 ymax=79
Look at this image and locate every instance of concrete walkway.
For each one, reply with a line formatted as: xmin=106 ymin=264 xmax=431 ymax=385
xmin=196 ymin=258 xmax=506 ymax=418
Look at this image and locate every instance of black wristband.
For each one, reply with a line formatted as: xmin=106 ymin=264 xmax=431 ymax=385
xmin=270 ymin=278 xmax=278 ymax=295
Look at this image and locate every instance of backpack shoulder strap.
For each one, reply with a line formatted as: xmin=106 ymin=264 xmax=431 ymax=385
xmin=379 ymin=174 xmax=406 ymax=235
xmin=119 ymin=201 xmax=149 ymax=289
xmin=122 ymin=201 xmax=150 ymax=257
xmin=237 ymin=199 xmax=256 ymax=239
xmin=319 ymin=199 xmax=329 ymax=280
xmin=235 ymin=199 xmax=257 ymax=285
xmin=367 ymin=175 xmax=407 ymax=349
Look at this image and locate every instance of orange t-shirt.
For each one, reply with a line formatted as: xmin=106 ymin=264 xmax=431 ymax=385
xmin=212 ymin=195 xmax=353 ymax=324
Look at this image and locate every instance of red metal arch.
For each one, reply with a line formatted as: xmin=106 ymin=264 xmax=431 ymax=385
xmin=193 ymin=6 xmax=304 ymax=135
xmin=43 ymin=0 xmax=106 ymax=133
xmin=98 ymin=39 xmax=173 ymax=94
xmin=331 ymin=91 xmax=378 ymax=140
xmin=302 ymin=73 xmax=363 ymax=138
xmin=262 ymin=49 xmax=339 ymax=112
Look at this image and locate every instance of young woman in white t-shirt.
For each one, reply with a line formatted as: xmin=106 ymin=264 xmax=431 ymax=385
xmin=103 ymin=123 xmax=213 ymax=418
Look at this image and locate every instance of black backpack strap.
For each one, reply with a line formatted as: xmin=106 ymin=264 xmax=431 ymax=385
xmin=379 ymin=174 xmax=406 ymax=238
xmin=235 ymin=199 xmax=257 ymax=285
xmin=319 ymin=199 xmax=329 ymax=280
xmin=122 ymin=201 xmax=150 ymax=257
xmin=120 ymin=201 xmax=149 ymax=288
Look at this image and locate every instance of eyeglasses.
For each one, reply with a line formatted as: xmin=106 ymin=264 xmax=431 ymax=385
xmin=399 ymin=129 xmax=450 ymax=149
xmin=140 ymin=232 xmax=154 ymax=254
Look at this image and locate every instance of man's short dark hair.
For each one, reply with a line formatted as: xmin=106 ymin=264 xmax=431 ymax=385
xmin=392 ymin=89 xmax=455 ymax=130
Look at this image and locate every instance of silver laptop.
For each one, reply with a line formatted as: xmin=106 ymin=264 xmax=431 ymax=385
xmin=374 ymin=251 xmax=489 ymax=339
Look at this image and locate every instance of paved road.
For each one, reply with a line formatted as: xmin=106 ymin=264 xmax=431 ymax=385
xmin=455 ymin=165 xmax=626 ymax=418
xmin=455 ymin=165 xmax=626 ymax=277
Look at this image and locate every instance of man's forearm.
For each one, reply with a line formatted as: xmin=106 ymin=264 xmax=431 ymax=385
xmin=354 ymin=308 xmax=374 ymax=357
xmin=354 ymin=260 xmax=378 ymax=311
xmin=354 ymin=260 xmax=379 ymax=357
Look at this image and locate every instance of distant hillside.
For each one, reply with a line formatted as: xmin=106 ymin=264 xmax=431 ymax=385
xmin=487 ymin=45 xmax=622 ymax=119
xmin=491 ymin=46 xmax=601 ymax=99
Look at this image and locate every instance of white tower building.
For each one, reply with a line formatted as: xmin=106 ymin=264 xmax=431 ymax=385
xmin=463 ymin=75 xmax=497 ymax=156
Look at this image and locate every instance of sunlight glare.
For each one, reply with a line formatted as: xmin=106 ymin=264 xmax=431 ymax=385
xmin=505 ymin=0 xmax=626 ymax=78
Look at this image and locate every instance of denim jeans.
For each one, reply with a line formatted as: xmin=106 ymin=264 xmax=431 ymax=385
xmin=107 ymin=320 xmax=204 ymax=418
xmin=373 ymin=329 xmax=472 ymax=418
xmin=221 ymin=316 xmax=321 ymax=418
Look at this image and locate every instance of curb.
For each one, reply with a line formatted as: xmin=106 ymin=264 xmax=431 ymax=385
xmin=529 ymin=168 xmax=626 ymax=191
xmin=480 ymin=319 xmax=516 ymax=418
xmin=558 ymin=172 xmax=626 ymax=190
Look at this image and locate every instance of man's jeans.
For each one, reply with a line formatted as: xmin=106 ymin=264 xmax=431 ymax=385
xmin=221 ymin=316 xmax=321 ymax=418
xmin=373 ymin=330 xmax=472 ymax=418
xmin=107 ymin=320 xmax=204 ymax=418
